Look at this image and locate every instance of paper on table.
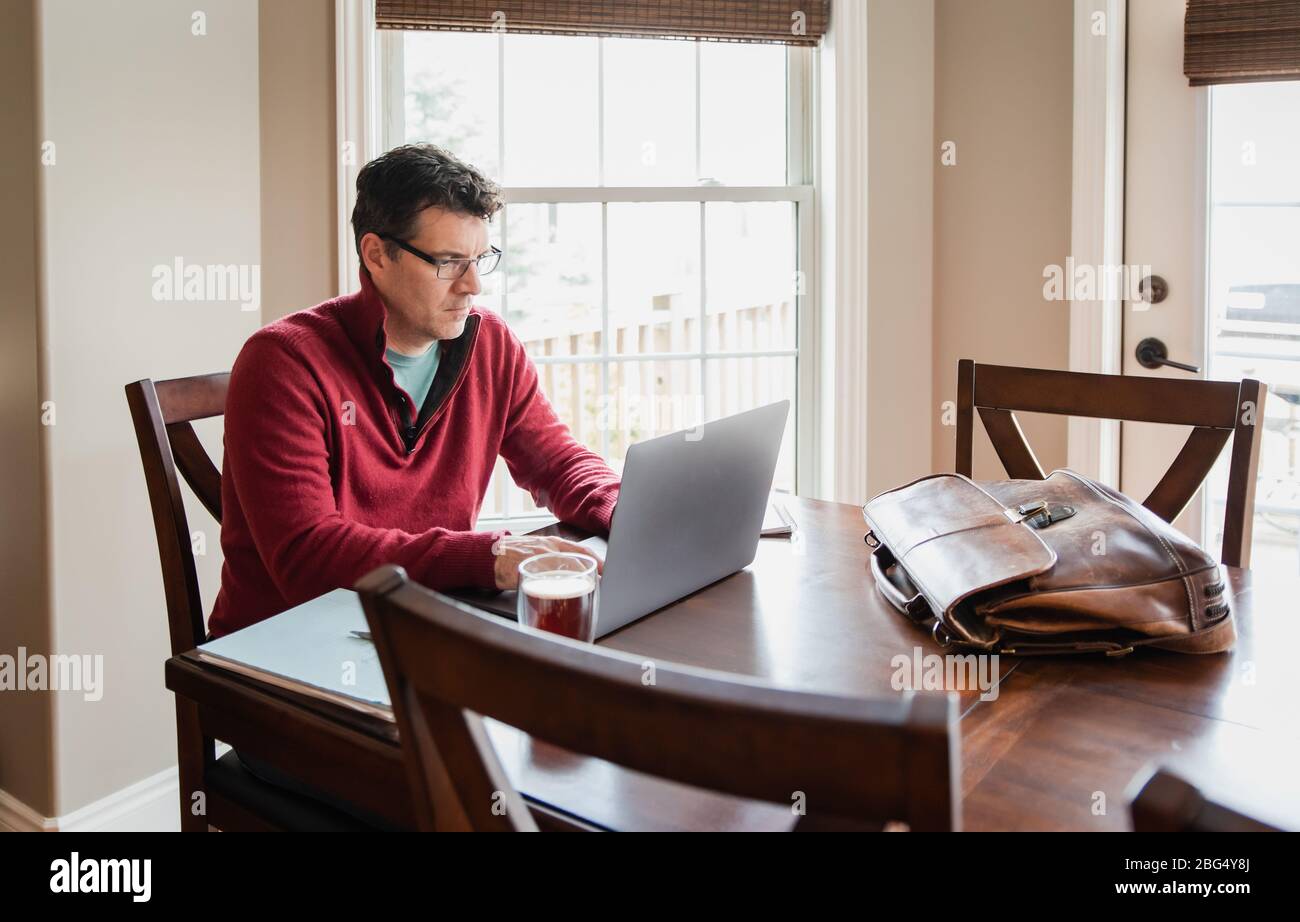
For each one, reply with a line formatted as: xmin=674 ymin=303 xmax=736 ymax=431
xmin=762 ymin=495 xmax=796 ymax=537
xmin=196 ymin=589 xmax=394 ymax=721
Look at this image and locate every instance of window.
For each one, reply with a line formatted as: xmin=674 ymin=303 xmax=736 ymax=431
xmin=1204 ymin=81 xmax=1300 ymax=572
xmin=379 ymin=31 xmax=816 ymax=526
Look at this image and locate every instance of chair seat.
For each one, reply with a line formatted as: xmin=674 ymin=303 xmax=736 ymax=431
xmin=208 ymin=750 xmax=394 ymax=832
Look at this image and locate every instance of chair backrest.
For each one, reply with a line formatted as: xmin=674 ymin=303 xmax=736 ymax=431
xmin=955 ymin=360 xmax=1267 ymax=568
xmin=125 ymin=374 xmax=229 ymax=655
xmin=357 ymin=565 xmax=961 ymax=832
xmin=1129 ymin=767 xmax=1280 ymax=832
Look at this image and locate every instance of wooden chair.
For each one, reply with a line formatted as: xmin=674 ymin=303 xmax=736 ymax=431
xmin=127 ymin=374 xmax=385 ymax=832
xmin=357 ymin=565 xmax=962 ymax=832
xmin=956 ymin=360 xmax=1268 ymax=568
xmin=1129 ymin=767 xmax=1281 ymax=832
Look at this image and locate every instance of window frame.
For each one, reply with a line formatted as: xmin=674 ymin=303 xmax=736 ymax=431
xmin=373 ymin=28 xmax=821 ymax=527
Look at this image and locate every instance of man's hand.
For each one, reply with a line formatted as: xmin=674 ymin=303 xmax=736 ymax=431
xmin=492 ymin=535 xmax=604 ymax=590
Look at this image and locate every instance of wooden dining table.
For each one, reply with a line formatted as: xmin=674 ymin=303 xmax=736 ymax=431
xmin=165 ymin=496 xmax=1300 ymax=831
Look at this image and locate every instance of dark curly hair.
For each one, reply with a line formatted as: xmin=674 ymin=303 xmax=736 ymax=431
xmin=351 ymin=144 xmax=502 ymax=269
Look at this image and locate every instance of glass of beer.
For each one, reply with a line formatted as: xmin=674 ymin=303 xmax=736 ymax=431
xmin=517 ymin=552 xmax=599 ymax=642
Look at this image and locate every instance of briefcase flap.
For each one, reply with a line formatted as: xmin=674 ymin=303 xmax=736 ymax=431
xmin=863 ymin=474 xmax=1057 ymax=622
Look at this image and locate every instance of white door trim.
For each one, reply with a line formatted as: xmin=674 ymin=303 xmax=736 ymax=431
xmin=335 ymin=0 xmax=380 ymax=296
xmin=1119 ymin=0 xmax=1215 ymax=546
xmin=1067 ymin=0 xmax=1127 ymax=485
xmin=1183 ymin=83 xmax=1214 ymax=543
xmin=818 ymin=0 xmax=869 ymax=503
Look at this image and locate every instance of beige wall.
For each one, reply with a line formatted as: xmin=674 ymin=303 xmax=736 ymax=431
xmin=865 ymin=0 xmax=935 ymax=498
xmin=260 ymin=0 xmax=337 ymax=320
xmin=37 ymin=0 xmax=261 ymax=815
xmin=0 ymin=0 xmax=337 ymax=822
xmin=0 ymin=0 xmax=55 ymax=818
xmin=931 ymin=0 xmax=1075 ymax=477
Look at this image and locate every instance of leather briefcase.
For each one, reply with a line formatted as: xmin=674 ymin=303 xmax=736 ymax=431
xmin=862 ymin=470 xmax=1234 ymax=656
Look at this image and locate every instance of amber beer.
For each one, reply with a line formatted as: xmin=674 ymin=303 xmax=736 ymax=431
xmin=517 ymin=553 xmax=599 ymax=642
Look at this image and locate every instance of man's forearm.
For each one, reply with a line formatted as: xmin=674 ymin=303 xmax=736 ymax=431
xmin=255 ymin=515 xmax=505 ymax=607
xmin=507 ymin=442 xmax=620 ymax=534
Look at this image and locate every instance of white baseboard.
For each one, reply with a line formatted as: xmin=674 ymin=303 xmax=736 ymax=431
xmin=58 ymin=766 xmax=181 ymax=832
xmin=0 ymin=765 xmax=181 ymax=833
xmin=0 ymin=786 xmax=56 ymax=832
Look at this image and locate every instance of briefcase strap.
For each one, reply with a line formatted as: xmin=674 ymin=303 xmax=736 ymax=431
xmin=866 ymin=538 xmax=933 ymax=623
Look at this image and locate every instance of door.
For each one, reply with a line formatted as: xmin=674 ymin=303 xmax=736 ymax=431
xmin=1123 ymin=0 xmax=1300 ymax=577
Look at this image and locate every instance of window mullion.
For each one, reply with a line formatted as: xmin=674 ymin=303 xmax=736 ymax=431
xmin=598 ymin=39 xmax=610 ymax=463
xmin=699 ymin=201 xmax=708 ymax=428
xmin=499 ymin=31 xmax=512 ymax=521
xmin=694 ymin=42 xmax=703 ymax=181
xmin=601 ymin=202 xmax=610 ymax=462
xmin=497 ymin=30 xmax=506 ymax=182
xmin=532 ymin=349 xmax=798 ymax=366
xmin=597 ymin=38 xmax=606 ymax=186
xmin=503 ymin=186 xmax=808 ymax=204
xmin=380 ymin=31 xmax=405 ymax=150
xmin=500 ymin=203 xmax=510 ymax=321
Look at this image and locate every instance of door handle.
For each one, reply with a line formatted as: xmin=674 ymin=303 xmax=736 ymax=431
xmin=1135 ymin=337 xmax=1200 ymax=374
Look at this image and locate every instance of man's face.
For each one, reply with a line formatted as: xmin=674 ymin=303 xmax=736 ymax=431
xmin=361 ymin=206 xmax=491 ymax=349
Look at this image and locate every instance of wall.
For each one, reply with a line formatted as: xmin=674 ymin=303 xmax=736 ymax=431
xmin=865 ymin=0 xmax=935 ymax=498
xmin=0 ymin=0 xmax=336 ymax=823
xmin=931 ymin=0 xmax=1075 ymax=477
xmin=259 ymin=0 xmax=337 ymax=320
xmin=0 ymin=0 xmax=55 ymax=819
xmin=37 ymin=0 xmax=261 ymax=815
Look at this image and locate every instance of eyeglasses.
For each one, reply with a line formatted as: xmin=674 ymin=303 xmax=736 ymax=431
xmin=382 ymin=236 xmax=503 ymax=280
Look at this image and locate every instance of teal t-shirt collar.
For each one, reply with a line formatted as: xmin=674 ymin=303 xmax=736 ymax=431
xmin=386 ymin=342 xmax=441 ymax=412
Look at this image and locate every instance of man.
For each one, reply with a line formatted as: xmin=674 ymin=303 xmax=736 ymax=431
xmin=209 ymin=144 xmax=616 ymax=639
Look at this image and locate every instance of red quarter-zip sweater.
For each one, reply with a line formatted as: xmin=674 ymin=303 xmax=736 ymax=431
xmin=208 ymin=271 xmax=620 ymax=638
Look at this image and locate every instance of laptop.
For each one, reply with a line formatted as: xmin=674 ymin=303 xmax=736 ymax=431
xmin=451 ymin=400 xmax=790 ymax=639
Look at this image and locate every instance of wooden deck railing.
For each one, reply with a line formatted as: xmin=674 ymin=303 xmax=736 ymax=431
xmin=483 ymin=298 xmax=795 ymax=518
